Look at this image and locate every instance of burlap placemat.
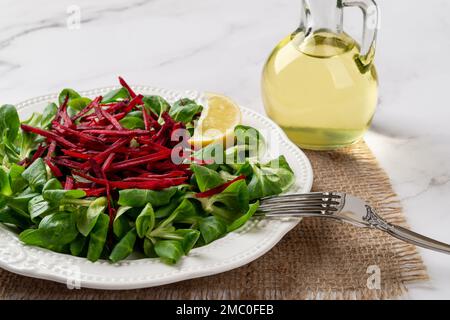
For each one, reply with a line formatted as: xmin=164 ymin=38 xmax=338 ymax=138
xmin=0 ymin=140 xmax=428 ymax=300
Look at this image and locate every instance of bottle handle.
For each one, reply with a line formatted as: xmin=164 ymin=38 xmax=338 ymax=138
xmin=342 ymin=0 xmax=379 ymax=66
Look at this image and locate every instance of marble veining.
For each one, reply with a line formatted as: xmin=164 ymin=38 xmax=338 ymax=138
xmin=0 ymin=0 xmax=449 ymax=299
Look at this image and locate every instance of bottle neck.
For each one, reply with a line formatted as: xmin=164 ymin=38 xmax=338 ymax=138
xmin=299 ymin=0 xmax=344 ymax=35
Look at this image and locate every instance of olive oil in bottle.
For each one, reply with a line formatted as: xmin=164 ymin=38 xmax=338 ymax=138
xmin=261 ymin=0 xmax=379 ymax=150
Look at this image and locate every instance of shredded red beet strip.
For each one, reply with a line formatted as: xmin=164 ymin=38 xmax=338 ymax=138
xmin=107 ymin=150 xmax=171 ymax=171
xmin=112 ymin=112 xmax=127 ymax=121
xmin=72 ymin=96 xmax=102 ymax=121
xmin=114 ymin=145 xmax=170 ymax=156
xmin=189 ymin=157 xmax=215 ymax=165
xmin=30 ymin=144 xmax=48 ymax=163
xmin=74 ymin=171 xmax=187 ymax=190
xmin=106 ymin=188 xmax=114 ymax=217
xmin=46 ymin=141 xmax=57 ymax=158
xmin=82 ymin=188 xmax=107 ymax=197
xmin=149 ymin=160 xmax=190 ymax=172
xmin=52 ymin=126 xmax=66 ymax=136
xmin=45 ymin=158 xmax=63 ymax=177
xmin=93 ymin=138 xmax=129 ymax=162
xmin=152 ymin=112 xmax=174 ymax=145
xmin=136 ymin=109 xmax=160 ymax=132
xmin=54 ymin=94 xmax=68 ymax=123
xmin=95 ymin=107 xmax=106 ymax=122
xmin=112 ymin=150 xmax=147 ymax=158
xmin=138 ymin=171 xmax=187 ymax=178
xmin=52 ymin=122 xmax=105 ymax=144
xmin=98 ymin=106 xmax=122 ymax=130
xmin=118 ymin=76 xmax=137 ymax=98
xmin=101 ymin=153 xmax=116 ymax=171
xmin=75 ymin=125 xmax=109 ymax=130
xmin=99 ymin=166 xmax=114 ymax=221
xmin=122 ymin=94 xmax=143 ymax=114
xmin=150 ymin=112 xmax=161 ymax=130
xmin=54 ymin=158 xmax=86 ymax=170
xmin=79 ymin=114 xmax=98 ymax=122
xmin=133 ymin=140 xmax=171 ymax=152
xmin=105 ymin=101 xmax=126 ymax=113
xmin=59 ymin=94 xmax=73 ymax=127
xmin=21 ymin=124 xmax=78 ymax=149
xmin=142 ymin=108 xmax=154 ymax=131
xmin=195 ymin=176 xmax=246 ymax=199
xmin=123 ymin=176 xmax=187 ymax=182
xmin=108 ymin=178 xmax=188 ymax=189
xmin=81 ymin=129 xmax=149 ymax=136
xmin=122 ymin=167 xmax=149 ymax=175
xmin=95 ymin=124 xmax=115 ymax=140
xmin=64 ymin=177 xmax=74 ymax=190
xmin=88 ymin=158 xmax=103 ymax=179
xmin=17 ymin=159 xmax=29 ymax=166
xmin=74 ymin=181 xmax=94 ymax=188
xmin=60 ymin=149 xmax=91 ymax=160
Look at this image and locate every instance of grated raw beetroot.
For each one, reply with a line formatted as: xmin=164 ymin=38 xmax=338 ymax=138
xmin=22 ymin=77 xmax=193 ymax=201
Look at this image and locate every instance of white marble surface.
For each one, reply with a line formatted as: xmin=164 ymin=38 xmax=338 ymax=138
xmin=0 ymin=0 xmax=449 ymax=299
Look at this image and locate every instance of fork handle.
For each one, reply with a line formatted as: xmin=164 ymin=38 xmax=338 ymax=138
xmin=361 ymin=205 xmax=450 ymax=254
xmin=379 ymin=223 xmax=450 ymax=254
xmin=261 ymin=211 xmax=450 ymax=254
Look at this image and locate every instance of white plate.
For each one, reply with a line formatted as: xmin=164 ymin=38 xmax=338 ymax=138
xmin=0 ymin=86 xmax=313 ymax=290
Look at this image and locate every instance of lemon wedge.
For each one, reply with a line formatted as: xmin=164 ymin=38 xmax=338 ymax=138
xmin=190 ymin=93 xmax=241 ymax=148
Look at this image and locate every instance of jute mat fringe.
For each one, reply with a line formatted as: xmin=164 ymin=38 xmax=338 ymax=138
xmin=0 ymin=140 xmax=428 ymax=299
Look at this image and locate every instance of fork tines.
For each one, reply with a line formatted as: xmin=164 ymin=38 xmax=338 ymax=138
xmin=257 ymin=192 xmax=343 ymax=216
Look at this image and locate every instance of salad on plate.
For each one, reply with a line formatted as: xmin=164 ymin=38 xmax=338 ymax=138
xmin=0 ymin=77 xmax=295 ymax=264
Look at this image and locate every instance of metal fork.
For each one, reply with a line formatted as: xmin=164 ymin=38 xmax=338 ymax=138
xmin=257 ymin=192 xmax=450 ymax=254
